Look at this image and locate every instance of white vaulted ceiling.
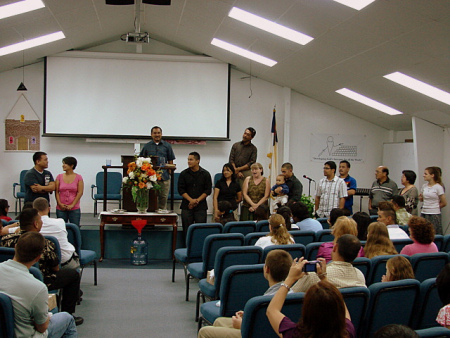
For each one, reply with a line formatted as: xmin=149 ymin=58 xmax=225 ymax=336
xmin=1 ymin=0 xmax=449 ymax=130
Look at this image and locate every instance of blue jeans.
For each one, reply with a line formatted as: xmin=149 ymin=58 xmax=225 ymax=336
xmin=47 ymin=312 xmax=77 ymax=338
xmin=56 ymin=209 xmax=81 ymax=226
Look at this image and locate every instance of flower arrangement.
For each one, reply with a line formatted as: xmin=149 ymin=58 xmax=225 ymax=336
xmin=122 ymin=157 xmax=162 ymax=207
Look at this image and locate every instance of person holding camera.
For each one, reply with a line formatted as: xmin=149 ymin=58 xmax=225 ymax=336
xmin=291 ymin=234 xmax=366 ymax=292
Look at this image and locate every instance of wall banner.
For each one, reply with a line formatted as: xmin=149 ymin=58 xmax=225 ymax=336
xmin=310 ymin=133 xmax=366 ymax=163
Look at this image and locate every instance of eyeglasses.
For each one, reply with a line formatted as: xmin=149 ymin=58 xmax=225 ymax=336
xmin=323 ymin=167 xmax=331 ymax=170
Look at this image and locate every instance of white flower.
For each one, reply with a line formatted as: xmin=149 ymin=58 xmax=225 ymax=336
xmin=146 ymin=182 xmax=153 ymax=189
xmin=150 ymin=174 xmax=157 ymax=182
xmin=129 ymin=172 xmax=135 ymax=179
xmin=141 ymin=173 xmax=148 ymax=179
xmin=136 ymin=157 xmax=144 ymax=167
xmin=122 ymin=177 xmax=128 ymax=184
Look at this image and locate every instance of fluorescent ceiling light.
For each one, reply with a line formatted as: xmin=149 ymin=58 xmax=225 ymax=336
xmin=384 ymin=72 xmax=450 ymax=106
xmin=0 ymin=31 xmax=65 ymax=56
xmin=333 ymin=0 xmax=376 ymax=10
xmin=0 ymin=0 xmax=45 ymax=20
xmin=336 ymin=88 xmax=403 ymax=115
xmin=211 ymin=38 xmax=277 ymax=67
xmin=228 ymin=7 xmax=313 ymax=45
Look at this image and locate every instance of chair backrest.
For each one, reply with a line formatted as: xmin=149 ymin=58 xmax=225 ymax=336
xmin=29 ymin=266 xmax=43 ymax=281
xmin=262 ymin=244 xmax=306 ymax=261
xmin=434 ymin=235 xmax=444 ymax=251
xmin=244 ymin=232 xmax=268 ymax=246
xmin=369 ymin=254 xmax=407 ymax=285
xmin=414 ymin=278 xmax=442 ymax=330
xmin=411 ymin=252 xmax=449 ymax=282
xmin=0 ymin=248 xmax=15 ymax=263
xmin=305 ymin=242 xmax=325 ymax=261
xmin=185 ymin=223 xmax=222 ymax=258
xmin=0 ymin=293 xmax=14 ymax=338
xmin=202 ymin=233 xmax=245 ymax=273
xmin=256 ymin=220 xmax=269 ymax=232
xmin=169 ymin=173 xmax=183 ymax=200
xmin=241 ymin=292 xmax=305 ymax=338
xmin=399 ymin=225 xmax=410 ymax=236
xmin=19 ymin=169 xmax=27 ymax=194
xmin=415 ymin=327 xmax=450 ymax=337
xmin=316 ymin=217 xmax=329 ymax=229
xmin=213 ymin=173 xmax=221 ymax=187
xmin=96 ymin=171 xmax=122 ymax=195
xmin=223 ymin=221 xmax=256 ymax=236
xmin=289 ymin=230 xmax=316 ymax=246
xmin=391 ymin=238 xmax=414 ymax=252
xmin=65 ymin=223 xmax=82 ymax=256
xmin=352 ymin=257 xmax=372 ymax=282
xmin=340 ymin=286 xmax=370 ymax=336
xmin=44 ymin=235 xmax=61 ymax=265
xmin=315 ymin=229 xmax=334 ymax=242
xmin=219 ymin=264 xmax=268 ymax=318
xmin=443 ymin=234 xmax=450 ymax=253
xmin=364 ymin=279 xmax=420 ymax=337
xmin=370 ymin=215 xmax=378 ymax=221
xmin=213 ymin=246 xmax=263 ymax=298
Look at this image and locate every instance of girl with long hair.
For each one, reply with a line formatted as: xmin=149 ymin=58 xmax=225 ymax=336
xmin=254 ymin=214 xmax=294 ymax=249
xmin=381 ymin=256 xmax=415 ymax=282
xmin=364 ymin=222 xmax=398 ymax=259
xmin=213 ymin=163 xmax=242 ymax=222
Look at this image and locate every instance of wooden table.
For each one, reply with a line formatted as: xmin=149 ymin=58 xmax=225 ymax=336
xmin=99 ymin=211 xmax=178 ymax=261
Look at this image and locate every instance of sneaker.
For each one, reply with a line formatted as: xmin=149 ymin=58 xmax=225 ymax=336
xmin=73 ymin=316 xmax=84 ymax=326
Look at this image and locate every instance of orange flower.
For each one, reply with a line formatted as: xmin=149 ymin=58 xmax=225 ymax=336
xmin=141 ymin=163 xmax=150 ymax=171
xmin=138 ymin=182 xmax=146 ymax=189
xmin=148 ymin=169 xmax=156 ymax=176
xmin=156 ymin=173 xmax=162 ymax=181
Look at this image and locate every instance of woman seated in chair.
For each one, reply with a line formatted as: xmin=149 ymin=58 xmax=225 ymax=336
xmin=381 ymin=256 xmax=414 ymax=282
xmin=400 ymin=216 xmax=438 ymax=255
xmin=0 ymin=199 xmax=12 ymax=222
xmin=254 ymin=214 xmax=294 ymax=249
xmin=364 ymin=222 xmax=398 ymax=259
xmin=267 ymin=258 xmax=356 ymax=337
xmin=55 ymin=157 xmax=84 ymax=226
xmin=317 ymin=216 xmax=364 ymax=262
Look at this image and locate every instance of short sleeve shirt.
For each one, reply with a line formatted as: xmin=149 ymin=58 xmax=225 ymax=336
xmin=215 ymin=180 xmax=241 ymax=210
xmin=139 ymin=140 xmax=176 ymax=181
xmin=24 ymin=168 xmax=54 ymax=202
xmin=316 ymin=176 xmax=348 ymax=218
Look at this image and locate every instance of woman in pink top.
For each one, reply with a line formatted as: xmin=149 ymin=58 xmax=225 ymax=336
xmin=317 ymin=216 xmax=365 ymax=262
xmin=55 ymin=156 xmax=84 ymax=226
xmin=400 ymin=216 xmax=438 ymax=255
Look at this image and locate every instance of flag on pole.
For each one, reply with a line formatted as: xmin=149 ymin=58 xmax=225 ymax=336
xmin=267 ymin=107 xmax=278 ymax=211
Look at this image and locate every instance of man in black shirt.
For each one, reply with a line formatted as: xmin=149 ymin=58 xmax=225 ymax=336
xmin=24 ymin=152 xmax=55 ymax=203
xmin=280 ymin=162 xmax=303 ymax=202
xmin=178 ymin=152 xmax=212 ymax=246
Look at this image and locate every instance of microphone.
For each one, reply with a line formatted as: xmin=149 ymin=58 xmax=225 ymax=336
xmin=303 ymin=175 xmax=315 ymax=182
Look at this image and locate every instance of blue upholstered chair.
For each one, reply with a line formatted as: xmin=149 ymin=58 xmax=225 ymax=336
xmin=391 ymin=238 xmax=413 ymax=253
xmin=199 ymin=264 xmax=268 ymax=332
xmin=90 ymin=171 xmax=122 ymax=216
xmin=411 ymin=252 xmax=449 ymax=282
xmin=416 ymin=327 xmax=450 ymax=337
xmin=244 ymin=232 xmax=268 ymax=246
xmin=363 ymin=279 xmax=420 ymax=337
xmin=223 ymin=221 xmax=256 ymax=236
xmin=368 ymin=255 xmax=409 ymax=285
xmin=340 ymin=286 xmax=370 ymax=337
xmin=289 ymin=230 xmax=315 ymax=246
xmin=434 ymin=235 xmax=444 ymax=251
xmin=172 ymin=223 xmax=222 ymax=282
xmin=443 ymin=234 xmax=450 ymax=252
xmin=352 ymin=257 xmax=372 ymax=282
xmin=12 ymin=169 xmax=27 ymax=215
xmin=262 ymin=244 xmax=306 ymax=261
xmin=186 ymin=233 xmax=244 ymax=301
xmin=256 ymin=220 xmax=269 ymax=232
xmin=241 ymin=292 xmax=305 ymax=338
xmin=196 ymin=247 xmax=263 ymax=321
xmin=66 ymin=223 xmax=98 ymax=285
xmin=316 ymin=217 xmax=329 ymax=229
xmin=315 ymin=229 xmax=334 ymax=242
xmin=305 ymin=242 xmax=325 ymax=261
xmin=0 ymin=247 xmax=15 ymax=263
xmin=168 ymin=172 xmax=183 ymax=201
xmin=413 ymin=278 xmax=442 ymax=330
xmin=0 ymin=293 xmax=14 ymax=338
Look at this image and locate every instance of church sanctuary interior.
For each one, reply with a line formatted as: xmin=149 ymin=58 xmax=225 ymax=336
xmin=0 ymin=0 xmax=449 ymax=337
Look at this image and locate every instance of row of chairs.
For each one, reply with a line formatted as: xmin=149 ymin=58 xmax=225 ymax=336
xmin=197 ymin=263 xmax=447 ymax=338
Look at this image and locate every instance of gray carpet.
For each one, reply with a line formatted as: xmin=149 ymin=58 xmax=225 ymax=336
xmin=75 ymin=266 xmax=199 ymax=337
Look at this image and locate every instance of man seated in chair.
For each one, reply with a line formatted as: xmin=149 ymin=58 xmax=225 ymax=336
xmin=33 ymin=197 xmax=80 ymax=270
xmin=377 ymin=201 xmax=410 ymax=240
xmin=0 ymin=232 xmax=77 ymax=337
xmin=197 ymin=249 xmax=292 ymax=338
xmin=291 ymin=234 xmax=366 ymax=292
xmin=1 ymin=208 xmax=84 ymax=325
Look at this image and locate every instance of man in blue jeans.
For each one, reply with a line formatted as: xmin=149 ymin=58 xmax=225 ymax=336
xmin=0 ymin=232 xmax=77 ymax=337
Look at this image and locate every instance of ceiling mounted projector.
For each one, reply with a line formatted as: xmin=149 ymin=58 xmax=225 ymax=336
xmin=126 ymin=32 xmax=150 ymax=43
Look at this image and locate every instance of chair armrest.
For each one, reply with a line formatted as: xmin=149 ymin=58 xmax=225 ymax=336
xmin=91 ymin=184 xmax=97 ymax=200
xmin=13 ymin=183 xmax=20 ymax=198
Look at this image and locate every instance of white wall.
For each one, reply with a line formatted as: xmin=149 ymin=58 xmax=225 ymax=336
xmin=1 ymin=41 xmax=398 ymax=215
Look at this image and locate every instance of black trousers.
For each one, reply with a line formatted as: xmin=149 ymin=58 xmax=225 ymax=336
xmin=47 ymin=268 xmax=81 ymax=314
xmin=181 ymin=208 xmax=207 ymax=247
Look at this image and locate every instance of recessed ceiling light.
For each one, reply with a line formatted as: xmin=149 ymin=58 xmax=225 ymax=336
xmin=0 ymin=0 xmax=45 ymax=20
xmin=384 ymin=72 xmax=450 ymax=106
xmin=211 ymin=38 xmax=277 ymax=67
xmin=333 ymin=0 xmax=376 ymax=10
xmin=336 ymin=88 xmax=403 ymax=115
xmin=0 ymin=31 xmax=65 ymax=56
xmin=228 ymin=7 xmax=313 ymax=45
